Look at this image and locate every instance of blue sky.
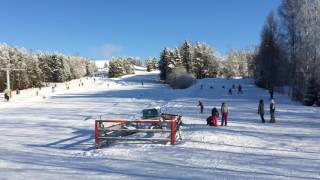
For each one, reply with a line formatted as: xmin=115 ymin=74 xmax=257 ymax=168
xmin=0 ymin=0 xmax=281 ymax=60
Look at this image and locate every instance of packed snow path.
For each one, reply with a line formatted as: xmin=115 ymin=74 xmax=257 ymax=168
xmin=0 ymin=71 xmax=319 ymax=180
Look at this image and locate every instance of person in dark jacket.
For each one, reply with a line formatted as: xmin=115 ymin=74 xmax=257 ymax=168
xmin=211 ymin=107 xmax=219 ymax=126
xmin=4 ymin=89 xmax=10 ymax=101
xmin=269 ymin=87 xmax=274 ymax=99
xmin=238 ymin=84 xmax=243 ymax=94
xmin=258 ymin=99 xmax=265 ymax=123
xmin=198 ymin=100 xmax=204 ymax=113
xmin=221 ymin=102 xmax=228 ymax=126
xmin=270 ymin=99 xmax=276 ymax=123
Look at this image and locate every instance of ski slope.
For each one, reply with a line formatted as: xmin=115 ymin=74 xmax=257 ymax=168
xmin=0 ymin=70 xmax=319 ymax=180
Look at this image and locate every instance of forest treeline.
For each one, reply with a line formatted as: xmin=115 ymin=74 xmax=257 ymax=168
xmin=255 ymin=0 xmax=320 ymax=106
xmin=0 ymin=43 xmax=96 ymax=91
xmin=157 ymin=41 xmax=255 ymax=87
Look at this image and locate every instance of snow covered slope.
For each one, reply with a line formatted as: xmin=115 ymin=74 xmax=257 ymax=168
xmin=0 ymin=71 xmax=319 ymax=180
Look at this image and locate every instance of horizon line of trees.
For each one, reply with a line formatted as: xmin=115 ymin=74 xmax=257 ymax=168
xmin=255 ymin=0 xmax=320 ymax=106
xmin=0 ymin=43 xmax=97 ymax=91
xmin=159 ymin=41 xmax=255 ymax=83
xmin=108 ymin=57 xmax=136 ymax=78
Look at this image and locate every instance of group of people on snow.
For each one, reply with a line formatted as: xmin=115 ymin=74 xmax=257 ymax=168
xmin=228 ymin=84 xmax=243 ymax=95
xmin=258 ymin=98 xmax=276 ymax=123
xmin=206 ymin=102 xmax=229 ymax=126
xmin=198 ymin=84 xmax=277 ymax=126
xmin=198 ymin=100 xmax=229 ymax=127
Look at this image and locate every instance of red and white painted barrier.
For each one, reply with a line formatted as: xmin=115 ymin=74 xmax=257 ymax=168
xmin=95 ymin=115 xmax=181 ymax=148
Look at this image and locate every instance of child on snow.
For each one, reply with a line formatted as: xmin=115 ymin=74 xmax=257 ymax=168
xmin=258 ymin=99 xmax=265 ymax=123
xmin=4 ymin=89 xmax=9 ymax=101
xmin=209 ymin=107 xmax=219 ymax=126
xmin=198 ymin=100 xmax=204 ymax=114
xmin=270 ymin=99 xmax=276 ymax=123
xmin=221 ymin=102 xmax=228 ymax=126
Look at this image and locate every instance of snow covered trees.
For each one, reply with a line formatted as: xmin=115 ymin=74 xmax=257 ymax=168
xmin=255 ymin=0 xmax=320 ymax=105
xmin=145 ymin=57 xmax=158 ymax=72
xmin=159 ymin=48 xmax=171 ymax=81
xmin=193 ymin=43 xmax=219 ymax=79
xmin=255 ymin=12 xmax=282 ymax=88
xmin=158 ymin=41 xmax=255 ymax=88
xmin=0 ymin=43 xmax=96 ymax=91
xmin=159 ymin=41 xmax=220 ymax=82
xmin=180 ymin=41 xmax=193 ymax=73
xmin=108 ymin=57 xmax=134 ymax=78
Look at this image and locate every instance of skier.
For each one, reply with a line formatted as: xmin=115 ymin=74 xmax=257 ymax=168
xmin=270 ymin=99 xmax=276 ymax=123
xmin=238 ymin=84 xmax=243 ymax=94
xmin=16 ymin=87 xmax=20 ymax=95
xmin=221 ymin=102 xmax=228 ymax=126
xmin=228 ymin=88 xmax=232 ymax=95
xmin=198 ymin=100 xmax=204 ymax=113
xmin=200 ymin=84 xmax=203 ymax=89
xmin=269 ymin=87 xmax=274 ymax=99
xmin=211 ymin=107 xmax=219 ymax=126
xmin=4 ymin=89 xmax=9 ymax=101
xmin=141 ymin=81 xmax=144 ymax=86
xmin=258 ymin=99 xmax=265 ymax=123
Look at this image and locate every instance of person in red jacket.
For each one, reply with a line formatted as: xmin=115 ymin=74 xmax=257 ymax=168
xmin=198 ymin=100 xmax=204 ymax=113
xmin=211 ymin=107 xmax=219 ymax=126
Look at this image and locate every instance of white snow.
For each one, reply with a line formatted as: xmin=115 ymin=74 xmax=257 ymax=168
xmin=0 ymin=70 xmax=320 ymax=180
xmin=94 ymin=60 xmax=109 ymax=69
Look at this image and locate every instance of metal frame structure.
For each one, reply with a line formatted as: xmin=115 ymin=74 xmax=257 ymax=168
xmin=95 ymin=114 xmax=181 ymax=148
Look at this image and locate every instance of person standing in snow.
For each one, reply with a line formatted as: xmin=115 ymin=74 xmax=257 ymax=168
xmin=258 ymin=99 xmax=265 ymax=123
xmin=228 ymin=88 xmax=232 ymax=95
xmin=198 ymin=100 xmax=204 ymax=113
xmin=269 ymin=87 xmax=274 ymax=99
xmin=4 ymin=89 xmax=9 ymax=101
xmin=238 ymin=84 xmax=243 ymax=94
xmin=211 ymin=107 xmax=219 ymax=126
xmin=270 ymin=99 xmax=276 ymax=123
xmin=221 ymin=102 xmax=228 ymax=126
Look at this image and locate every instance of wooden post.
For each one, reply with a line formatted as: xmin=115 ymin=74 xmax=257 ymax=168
xmin=95 ymin=120 xmax=100 ymax=148
xmin=171 ymin=120 xmax=176 ymax=145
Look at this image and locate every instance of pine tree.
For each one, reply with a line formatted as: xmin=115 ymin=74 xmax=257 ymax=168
xmin=303 ymin=78 xmax=317 ymax=106
xmin=180 ymin=41 xmax=193 ymax=73
xmin=159 ymin=48 xmax=171 ymax=81
xmin=255 ymin=11 xmax=281 ymax=88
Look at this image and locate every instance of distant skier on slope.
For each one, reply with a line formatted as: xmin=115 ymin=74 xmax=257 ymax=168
xmin=269 ymin=87 xmax=274 ymax=99
xmin=270 ymin=99 xmax=276 ymax=123
xmin=221 ymin=102 xmax=228 ymax=126
xmin=198 ymin=100 xmax=204 ymax=113
xmin=238 ymin=84 xmax=243 ymax=94
xmin=258 ymin=99 xmax=265 ymax=123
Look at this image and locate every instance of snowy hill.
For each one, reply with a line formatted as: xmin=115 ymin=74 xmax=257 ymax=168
xmin=0 ymin=70 xmax=319 ymax=179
